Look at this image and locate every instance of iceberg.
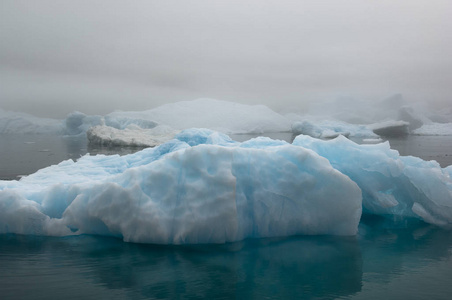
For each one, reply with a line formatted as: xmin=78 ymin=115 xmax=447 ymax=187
xmin=288 ymin=95 xmax=452 ymax=138
xmin=413 ymin=123 xmax=452 ymax=136
xmin=398 ymin=106 xmax=425 ymax=131
xmin=106 ymin=98 xmax=292 ymax=134
xmin=1 ymin=99 xmax=291 ymax=136
xmin=293 ymin=135 xmax=452 ymax=226
xmin=64 ymin=111 xmax=104 ymax=136
xmin=0 ymin=108 xmax=63 ymax=134
xmin=87 ymin=125 xmax=178 ymax=147
xmin=291 ymin=120 xmax=376 ymax=139
xmin=304 ymin=94 xmax=407 ymax=124
xmin=2 ymin=97 xmax=451 ymax=139
xmin=0 ymin=129 xmax=362 ymax=244
xmin=369 ymin=120 xmax=410 ymax=137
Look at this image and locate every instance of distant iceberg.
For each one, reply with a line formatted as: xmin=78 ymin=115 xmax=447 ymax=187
xmin=413 ymin=123 xmax=452 ymax=136
xmin=1 ymin=99 xmax=292 ymax=136
xmin=87 ymin=125 xmax=178 ymax=147
xmin=0 ymin=108 xmax=63 ymax=134
xmin=105 ymin=98 xmax=292 ymax=134
xmin=368 ymin=120 xmax=410 ymax=137
xmin=2 ymin=97 xmax=452 ymax=139
xmin=291 ymin=120 xmax=373 ymax=139
xmin=0 ymin=129 xmax=362 ymax=244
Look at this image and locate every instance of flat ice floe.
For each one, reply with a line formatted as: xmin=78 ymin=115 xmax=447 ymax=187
xmin=0 ymin=129 xmax=362 ymax=244
xmin=87 ymin=125 xmax=178 ymax=147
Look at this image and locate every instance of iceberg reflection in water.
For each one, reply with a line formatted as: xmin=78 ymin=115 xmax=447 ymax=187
xmin=1 ymin=217 xmax=451 ymax=299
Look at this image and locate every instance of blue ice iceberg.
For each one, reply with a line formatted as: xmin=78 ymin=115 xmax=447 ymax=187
xmin=293 ymin=135 xmax=452 ymax=226
xmin=0 ymin=129 xmax=361 ymax=244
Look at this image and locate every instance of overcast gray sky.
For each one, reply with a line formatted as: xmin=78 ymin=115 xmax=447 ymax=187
xmin=1 ymin=0 xmax=451 ymax=117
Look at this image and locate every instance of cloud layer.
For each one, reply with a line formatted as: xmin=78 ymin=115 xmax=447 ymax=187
xmin=1 ymin=0 xmax=451 ymax=117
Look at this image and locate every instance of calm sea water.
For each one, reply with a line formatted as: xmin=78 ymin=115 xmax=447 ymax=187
xmin=1 ymin=133 xmax=452 ymax=299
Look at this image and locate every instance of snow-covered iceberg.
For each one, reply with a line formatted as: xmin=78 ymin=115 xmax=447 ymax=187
xmin=0 ymin=129 xmax=362 ymax=244
xmin=87 ymin=125 xmax=178 ymax=147
xmin=293 ymin=135 xmax=452 ymax=226
xmin=65 ymin=111 xmax=161 ymax=136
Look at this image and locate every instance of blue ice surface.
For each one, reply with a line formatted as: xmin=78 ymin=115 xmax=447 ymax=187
xmin=293 ymin=134 xmax=452 ymax=226
xmin=1 ymin=129 xmax=452 ymax=244
xmin=0 ymin=129 xmax=362 ymax=244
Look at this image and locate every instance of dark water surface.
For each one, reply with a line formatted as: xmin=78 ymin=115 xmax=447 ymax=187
xmin=0 ymin=134 xmax=142 ymax=180
xmin=1 ymin=133 xmax=451 ymax=180
xmin=1 ymin=218 xmax=451 ymax=299
xmin=1 ymin=133 xmax=452 ymax=299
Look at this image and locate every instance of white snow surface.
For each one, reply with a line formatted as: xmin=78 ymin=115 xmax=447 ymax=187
xmin=293 ymin=135 xmax=452 ymax=226
xmin=87 ymin=125 xmax=178 ymax=147
xmin=0 ymin=129 xmax=362 ymax=244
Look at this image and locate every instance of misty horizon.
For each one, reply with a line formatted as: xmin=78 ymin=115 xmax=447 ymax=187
xmin=1 ymin=1 xmax=451 ymax=118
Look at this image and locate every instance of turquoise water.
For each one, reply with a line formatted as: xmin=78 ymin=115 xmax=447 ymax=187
xmin=1 ymin=134 xmax=452 ymax=299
